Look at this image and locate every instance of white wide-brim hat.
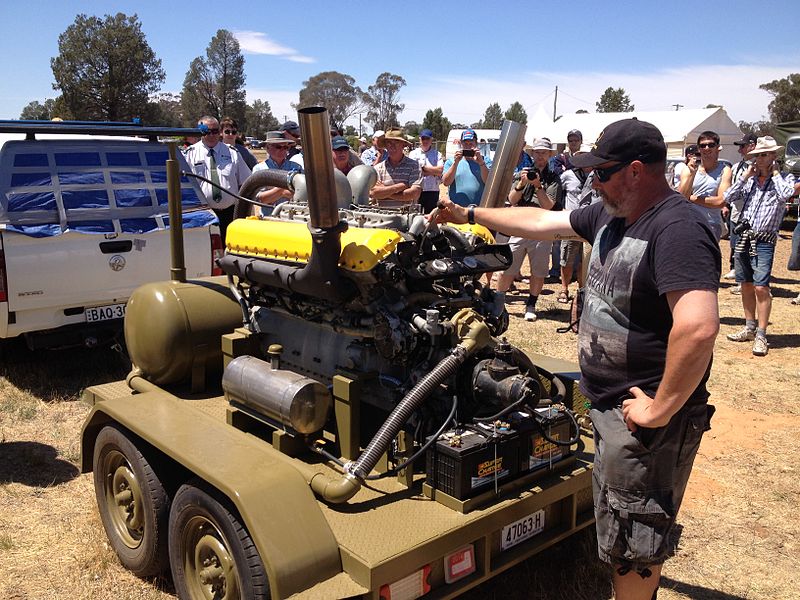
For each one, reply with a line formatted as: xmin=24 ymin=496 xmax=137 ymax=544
xmin=747 ymin=136 xmax=783 ymax=156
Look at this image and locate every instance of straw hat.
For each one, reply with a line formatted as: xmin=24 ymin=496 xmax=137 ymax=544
xmin=383 ymin=129 xmax=412 ymax=147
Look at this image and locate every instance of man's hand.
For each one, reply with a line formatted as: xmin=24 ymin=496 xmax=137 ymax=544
xmin=621 ymin=386 xmax=670 ymax=431
xmin=432 ymin=199 xmax=469 ymax=224
xmin=453 ymin=150 xmax=464 ymax=163
xmin=522 ymin=168 xmax=540 ymax=187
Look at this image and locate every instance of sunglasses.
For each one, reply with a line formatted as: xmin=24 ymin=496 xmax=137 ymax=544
xmin=594 ymin=160 xmax=633 ymax=183
xmin=223 ymin=129 xmax=237 ymax=135
xmin=203 ymin=128 xmax=220 ymax=135
xmin=269 ymin=145 xmax=290 ymax=151
xmin=698 ymin=142 xmax=718 ymax=149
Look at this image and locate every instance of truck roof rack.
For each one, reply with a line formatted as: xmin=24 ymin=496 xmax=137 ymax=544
xmin=0 ymin=120 xmax=202 ymax=142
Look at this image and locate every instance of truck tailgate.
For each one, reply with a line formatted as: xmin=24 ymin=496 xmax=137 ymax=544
xmin=2 ymin=228 xmax=212 ymax=313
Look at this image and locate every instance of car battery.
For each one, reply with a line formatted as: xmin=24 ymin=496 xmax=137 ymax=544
xmin=509 ymin=408 xmax=574 ymax=474
xmin=425 ymin=426 xmax=520 ymax=501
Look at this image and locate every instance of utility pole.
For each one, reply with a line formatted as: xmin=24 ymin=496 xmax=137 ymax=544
xmin=672 ymin=104 xmax=683 ymax=111
xmin=553 ymin=86 xmax=558 ymax=121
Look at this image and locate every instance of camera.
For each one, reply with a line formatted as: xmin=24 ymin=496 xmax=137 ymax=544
xmin=525 ymin=167 xmax=541 ymax=181
xmin=733 ymin=218 xmax=751 ymax=236
xmin=462 ymin=149 xmax=475 ymax=158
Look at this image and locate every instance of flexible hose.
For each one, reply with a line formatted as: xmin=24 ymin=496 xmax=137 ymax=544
xmin=349 ymin=346 xmax=468 ymax=479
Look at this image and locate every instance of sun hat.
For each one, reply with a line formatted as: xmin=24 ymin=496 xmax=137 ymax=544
xmin=747 ymin=136 xmax=783 ymax=156
xmin=263 ymin=131 xmax=296 ymax=146
xmin=571 ymin=118 xmax=666 ymax=168
xmin=383 ymin=129 xmax=412 ymax=147
xmin=531 ymin=138 xmax=554 ymax=151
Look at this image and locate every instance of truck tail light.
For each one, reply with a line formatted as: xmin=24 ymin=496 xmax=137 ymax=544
xmin=211 ymin=232 xmax=224 ymax=276
xmin=0 ymin=249 xmax=7 ymax=302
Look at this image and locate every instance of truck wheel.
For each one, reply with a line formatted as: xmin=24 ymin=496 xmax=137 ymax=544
xmin=93 ymin=425 xmax=170 ymax=577
xmin=169 ymin=481 xmax=269 ymax=600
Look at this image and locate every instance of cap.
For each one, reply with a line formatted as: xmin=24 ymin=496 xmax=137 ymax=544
xmin=684 ymin=144 xmax=699 ymax=156
xmin=531 ymin=138 xmax=554 ymax=151
xmin=280 ymin=120 xmax=300 ymax=134
xmin=734 ymin=132 xmax=758 ymax=146
xmin=567 ymin=129 xmax=583 ymax=141
xmin=372 ymin=130 xmax=385 ymax=139
xmin=571 ymin=118 xmax=666 ymax=168
xmin=331 ymin=135 xmax=350 ymax=150
xmin=359 ymin=136 xmax=367 ymax=142
xmin=461 ymin=129 xmax=477 ymax=142
xmin=419 ymin=129 xmax=434 ymax=138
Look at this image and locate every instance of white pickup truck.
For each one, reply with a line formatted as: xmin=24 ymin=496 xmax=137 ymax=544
xmin=0 ymin=121 xmax=221 ymax=349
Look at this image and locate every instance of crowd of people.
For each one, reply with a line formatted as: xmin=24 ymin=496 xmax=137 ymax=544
xmin=183 ymin=115 xmax=799 ymax=357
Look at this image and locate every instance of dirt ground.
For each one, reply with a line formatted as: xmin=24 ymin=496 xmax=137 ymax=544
xmin=0 ymin=219 xmax=798 ymax=599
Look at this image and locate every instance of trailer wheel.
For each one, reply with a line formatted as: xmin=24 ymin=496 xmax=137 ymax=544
xmin=93 ymin=425 xmax=170 ymax=577
xmin=169 ymin=480 xmax=269 ymax=600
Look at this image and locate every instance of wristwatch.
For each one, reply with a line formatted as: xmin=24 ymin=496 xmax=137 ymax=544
xmin=468 ymin=204 xmax=477 ymax=225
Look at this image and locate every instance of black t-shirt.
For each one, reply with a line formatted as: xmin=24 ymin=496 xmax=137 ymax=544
xmin=568 ymin=193 xmax=721 ymax=409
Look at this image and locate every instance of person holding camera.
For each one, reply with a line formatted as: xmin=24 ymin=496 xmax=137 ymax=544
xmin=724 ymin=136 xmax=796 ymax=356
xmin=677 ymin=130 xmax=732 ymax=240
xmin=495 ymin=138 xmax=563 ymax=321
xmin=441 ymin=129 xmax=492 ymax=207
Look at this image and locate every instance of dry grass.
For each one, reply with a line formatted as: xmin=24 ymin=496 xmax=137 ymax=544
xmin=1 ymin=221 xmax=799 ymax=599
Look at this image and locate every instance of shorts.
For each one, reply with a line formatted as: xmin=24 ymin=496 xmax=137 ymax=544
xmin=504 ymin=237 xmax=551 ymax=279
xmin=734 ymin=241 xmax=775 ymax=287
xmin=590 ymin=402 xmax=714 ymax=571
xmin=559 ymin=240 xmax=583 ymax=268
xmin=419 ymin=190 xmax=440 ymax=213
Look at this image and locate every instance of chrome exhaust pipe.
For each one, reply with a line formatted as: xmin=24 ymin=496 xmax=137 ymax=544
xmin=298 ymin=107 xmax=339 ymax=229
xmin=479 ymin=120 xmax=527 ymax=209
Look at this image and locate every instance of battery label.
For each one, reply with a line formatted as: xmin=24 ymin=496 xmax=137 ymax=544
xmin=529 ymin=434 xmax=563 ymax=469
xmin=471 ymin=457 xmax=509 ymax=489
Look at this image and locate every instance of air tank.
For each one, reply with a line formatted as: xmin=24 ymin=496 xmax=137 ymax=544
xmin=124 ymin=276 xmax=243 ymax=385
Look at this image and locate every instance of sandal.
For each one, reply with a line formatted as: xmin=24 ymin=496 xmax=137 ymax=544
xmin=557 ymin=290 xmax=570 ymax=304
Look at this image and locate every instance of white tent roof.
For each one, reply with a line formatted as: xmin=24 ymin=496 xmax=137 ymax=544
xmin=526 ymin=108 xmax=743 ymax=163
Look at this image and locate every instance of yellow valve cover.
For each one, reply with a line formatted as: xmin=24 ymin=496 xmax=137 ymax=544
xmin=226 ymin=218 xmax=404 ymax=273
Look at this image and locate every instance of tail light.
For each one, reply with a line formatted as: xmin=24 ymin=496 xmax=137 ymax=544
xmin=211 ymin=233 xmax=224 ymax=276
xmin=0 ymin=249 xmax=7 ymax=302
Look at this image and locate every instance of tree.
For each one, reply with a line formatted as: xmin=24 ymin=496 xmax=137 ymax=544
xmin=759 ymin=73 xmax=800 ymax=123
xmin=480 ymin=102 xmax=503 ymax=128
xmin=421 ymin=107 xmax=451 ymax=142
xmin=596 ymin=87 xmax=634 ymax=113
xmin=737 ymin=120 xmax=774 ymax=138
xmin=362 ymin=72 xmax=406 ymax=131
xmin=181 ymin=30 xmax=247 ymax=125
xmin=504 ymin=102 xmax=527 ymax=124
xmin=51 ymin=13 xmax=165 ymax=121
xmin=294 ymin=71 xmax=363 ymax=132
xmin=245 ymin=99 xmax=280 ymax=138
xmin=20 ymin=98 xmax=58 ymax=120
xmin=576 ymin=109 xmax=589 ymax=114
xmin=142 ymin=92 xmax=183 ymax=127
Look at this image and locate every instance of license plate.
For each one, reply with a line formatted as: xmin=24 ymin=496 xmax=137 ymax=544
xmin=501 ymin=509 xmax=545 ymax=551
xmin=85 ymin=303 xmax=126 ymax=323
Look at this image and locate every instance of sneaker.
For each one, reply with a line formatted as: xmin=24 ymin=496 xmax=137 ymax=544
xmin=730 ymin=284 xmax=741 ymax=295
xmin=792 ymin=293 xmax=800 ymax=305
xmin=524 ymin=304 xmax=537 ymax=322
xmin=727 ymin=327 xmax=756 ymax=342
xmin=723 ymin=269 xmax=736 ymax=280
xmin=752 ymin=335 xmax=769 ymax=356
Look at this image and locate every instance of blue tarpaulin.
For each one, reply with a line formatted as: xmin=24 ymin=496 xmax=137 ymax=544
xmin=0 ymin=139 xmax=218 ymax=237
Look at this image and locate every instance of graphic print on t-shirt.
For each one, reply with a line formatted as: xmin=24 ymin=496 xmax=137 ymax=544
xmin=578 ymin=222 xmax=648 ymax=387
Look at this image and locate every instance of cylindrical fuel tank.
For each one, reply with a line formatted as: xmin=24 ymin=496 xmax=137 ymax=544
xmin=222 ymin=355 xmax=331 ymax=434
xmin=124 ymin=276 xmax=243 ymax=385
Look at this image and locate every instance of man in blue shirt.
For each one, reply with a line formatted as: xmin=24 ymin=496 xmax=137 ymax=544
xmin=441 ymin=129 xmax=493 ymax=206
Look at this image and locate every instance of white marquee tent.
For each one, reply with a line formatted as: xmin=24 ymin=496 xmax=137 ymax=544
xmin=526 ymin=108 xmax=743 ymax=164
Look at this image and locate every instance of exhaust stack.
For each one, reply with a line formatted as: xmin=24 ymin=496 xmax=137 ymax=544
xmin=479 ymin=120 xmax=527 ymax=209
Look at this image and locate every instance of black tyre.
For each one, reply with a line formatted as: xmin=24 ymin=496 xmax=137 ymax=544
xmin=93 ymin=425 xmax=170 ymax=577
xmin=168 ymin=480 xmax=269 ymax=600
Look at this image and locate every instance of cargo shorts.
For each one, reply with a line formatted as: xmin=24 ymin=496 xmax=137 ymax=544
xmin=589 ymin=402 xmax=714 ymax=571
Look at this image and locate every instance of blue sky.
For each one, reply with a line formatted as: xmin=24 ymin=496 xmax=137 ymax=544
xmin=1 ymin=0 xmax=797 ymax=134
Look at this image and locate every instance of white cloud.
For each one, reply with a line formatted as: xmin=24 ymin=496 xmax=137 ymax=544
xmin=233 ymin=31 xmax=316 ymax=64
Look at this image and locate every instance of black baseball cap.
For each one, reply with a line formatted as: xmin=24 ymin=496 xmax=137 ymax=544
xmin=571 ymin=118 xmax=667 ymax=168
xmin=733 ymin=132 xmax=758 ymax=146
xmin=281 ymin=120 xmax=300 ymax=134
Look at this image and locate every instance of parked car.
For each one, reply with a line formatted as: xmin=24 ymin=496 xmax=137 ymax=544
xmin=0 ymin=120 xmax=222 ymax=349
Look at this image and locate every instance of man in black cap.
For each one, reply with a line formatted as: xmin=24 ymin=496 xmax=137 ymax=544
xmin=434 ymin=118 xmax=720 ymax=600
xmin=281 ymin=120 xmax=302 ymax=161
